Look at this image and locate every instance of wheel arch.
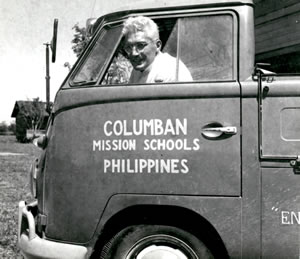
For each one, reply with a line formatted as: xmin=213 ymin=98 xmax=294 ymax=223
xmin=91 ymin=204 xmax=229 ymax=258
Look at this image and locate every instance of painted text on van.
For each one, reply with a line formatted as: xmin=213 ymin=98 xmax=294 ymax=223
xmin=103 ymin=118 xmax=187 ymax=136
xmin=281 ymin=211 xmax=300 ymax=225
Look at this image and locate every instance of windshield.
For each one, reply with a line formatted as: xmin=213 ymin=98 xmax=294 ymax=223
xmin=72 ymin=24 xmax=122 ymax=84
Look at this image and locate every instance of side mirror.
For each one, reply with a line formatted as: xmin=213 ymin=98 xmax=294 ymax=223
xmin=50 ymin=19 xmax=58 ymax=63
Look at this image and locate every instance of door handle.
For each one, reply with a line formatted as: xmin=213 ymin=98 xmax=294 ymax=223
xmin=203 ymin=126 xmax=237 ymax=135
xmin=201 ymin=125 xmax=237 ymax=139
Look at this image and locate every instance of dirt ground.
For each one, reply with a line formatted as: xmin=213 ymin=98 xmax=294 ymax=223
xmin=0 ymin=135 xmax=40 ymax=258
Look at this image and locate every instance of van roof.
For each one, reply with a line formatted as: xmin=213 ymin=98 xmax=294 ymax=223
xmin=92 ymin=0 xmax=253 ymax=18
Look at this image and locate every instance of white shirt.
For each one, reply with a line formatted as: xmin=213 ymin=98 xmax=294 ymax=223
xmin=129 ymin=52 xmax=193 ymax=84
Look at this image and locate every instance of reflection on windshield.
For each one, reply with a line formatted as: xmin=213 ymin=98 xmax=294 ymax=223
xmin=101 ymin=53 xmax=132 ymax=85
xmin=72 ymin=25 xmax=122 ymax=85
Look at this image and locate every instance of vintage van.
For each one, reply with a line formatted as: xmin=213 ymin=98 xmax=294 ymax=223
xmin=18 ymin=0 xmax=300 ymax=258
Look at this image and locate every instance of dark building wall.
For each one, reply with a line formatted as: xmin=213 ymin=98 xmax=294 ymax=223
xmin=254 ymin=0 xmax=300 ymax=17
xmin=254 ymin=0 xmax=300 ymax=72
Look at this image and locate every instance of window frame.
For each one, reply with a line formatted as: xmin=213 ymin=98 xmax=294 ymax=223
xmin=69 ymin=21 xmax=124 ymax=87
xmin=68 ymin=9 xmax=238 ymax=88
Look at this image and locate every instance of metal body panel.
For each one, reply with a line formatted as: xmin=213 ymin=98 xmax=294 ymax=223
xmin=240 ymin=92 xmax=261 ymax=258
xmin=45 ymin=82 xmax=241 ymax=242
xmin=262 ymin=167 xmax=300 ymax=258
xmin=92 ymin=0 xmax=253 ymax=19
xmin=259 ymin=76 xmax=300 ymax=257
xmin=261 ymin=77 xmax=300 ymax=158
xmin=98 ymin=194 xmax=242 ymax=258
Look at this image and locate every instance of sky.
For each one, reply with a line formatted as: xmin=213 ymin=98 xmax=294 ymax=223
xmin=0 ymin=0 xmax=102 ymax=124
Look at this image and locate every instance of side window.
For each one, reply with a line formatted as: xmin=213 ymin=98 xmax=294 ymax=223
xmin=70 ymin=13 xmax=235 ymax=87
xmin=101 ymin=14 xmax=234 ymax=85
xmin=178 ymin=15 xmax=234 ymax=81
xmin=101 ymin=51 xmax=133 ymax=85
xmin=101 ymin=18 xmax=179 ymax=85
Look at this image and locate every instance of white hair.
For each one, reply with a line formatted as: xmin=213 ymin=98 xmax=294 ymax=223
xmin=122 ymin=16 xmax=160 ymax=40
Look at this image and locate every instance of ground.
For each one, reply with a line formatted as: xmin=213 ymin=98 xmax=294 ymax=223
xmin=0 ymin=135 xmax=40 ymax=258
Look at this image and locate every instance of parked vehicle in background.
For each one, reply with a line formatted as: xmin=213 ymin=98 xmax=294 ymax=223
xmin=18 ymin=0 xmax=300 ymax=258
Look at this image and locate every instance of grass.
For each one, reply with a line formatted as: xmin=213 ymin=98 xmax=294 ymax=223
xmin=0 ymin=135 xmax=41 ymax=258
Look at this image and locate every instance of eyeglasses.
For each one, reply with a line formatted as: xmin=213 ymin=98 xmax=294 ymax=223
xmin=124 ymin=42 xmax=149 ymax=55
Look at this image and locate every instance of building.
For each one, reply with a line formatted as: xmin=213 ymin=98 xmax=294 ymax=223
xmin=254 ymin=0 xmax=300 ymax=72
xmin=11 ymin=100 xmax=50 ymax=142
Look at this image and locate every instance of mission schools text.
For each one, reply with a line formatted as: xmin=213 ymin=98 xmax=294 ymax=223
xmin=93 ymin=119 xmax=200 ymax=174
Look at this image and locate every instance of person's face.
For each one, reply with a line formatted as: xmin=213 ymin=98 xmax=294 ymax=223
xmin=124 ymin=31 xmax=161 ymax=72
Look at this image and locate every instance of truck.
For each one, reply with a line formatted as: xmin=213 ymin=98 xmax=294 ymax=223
xmin=18 ymin=0 xmax=300 ymax=258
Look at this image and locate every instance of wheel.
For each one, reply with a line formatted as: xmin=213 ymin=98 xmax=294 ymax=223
xmin=99 ymin=225 xmax=214 ymax=259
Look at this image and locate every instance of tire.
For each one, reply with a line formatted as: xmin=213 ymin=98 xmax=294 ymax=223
xmin=99 ymin=225 xmax=214 ymax=259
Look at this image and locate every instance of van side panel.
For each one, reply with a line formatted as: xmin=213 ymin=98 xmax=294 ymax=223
xmin=45 ymin=83 xmax=241 ymax=242
xmin=260 ymin=77 xmax=300 ymax=258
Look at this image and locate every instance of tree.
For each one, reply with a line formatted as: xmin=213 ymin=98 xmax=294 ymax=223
xmin=71 ymin=23 xmax=91 ymax=57
xmin=8 ymin=122 xmax=16 ymax=135
xmin=0 ymin=121 xmax=8 ymax=135
xmin=16 ymin=113 xmax=29 ymax=142
xmin=15 ymin=98 xmax=47 ymax=143
xmin=27 ymin=98 xmax=46 ymax=132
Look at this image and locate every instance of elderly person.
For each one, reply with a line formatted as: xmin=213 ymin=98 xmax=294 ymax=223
xmin=122 ymin=16 xmax=193 ymax=84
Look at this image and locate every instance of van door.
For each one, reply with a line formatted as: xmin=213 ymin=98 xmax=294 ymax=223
xmin=90 ymin=13 xmax=241 ymax=196
xmin=45 ymin=12 xmax=242 ymax=245
xmin=260 ymin=75 xmax=300 ymax=258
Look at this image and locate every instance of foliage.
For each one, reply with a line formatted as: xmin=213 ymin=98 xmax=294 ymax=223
xmin=71 ymin=23 xmax=91 ymax=57
xmin=26 ymin=98 xmax=46 ymax=131
xmin=8 ymin=122 xmax=16 ymax=135
xmin=15 ymin=98 xmax=47 ymax=143
xmin=102 ymin=54 xmax=132 ymax=85
xmin=16 ymin=112 xmax=30 ymax=143
xmin=0 ymin=121 xmax=17 ymax=136
xmin=0 ymin=121 xmax=8 ymax=135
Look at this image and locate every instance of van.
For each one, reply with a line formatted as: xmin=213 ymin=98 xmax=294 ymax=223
xmin=18 ymin=0 xmax=300 ymax=258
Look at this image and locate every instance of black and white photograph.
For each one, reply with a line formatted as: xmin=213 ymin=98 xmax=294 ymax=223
xmin=1 ymin=0 xmax=300 ymax=258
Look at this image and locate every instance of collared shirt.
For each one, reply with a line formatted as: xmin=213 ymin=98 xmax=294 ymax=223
xmin=129 ymin=52 xmax=193 ymax=84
